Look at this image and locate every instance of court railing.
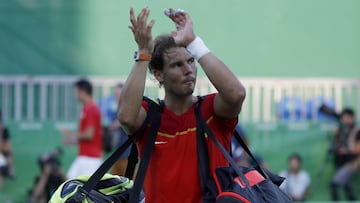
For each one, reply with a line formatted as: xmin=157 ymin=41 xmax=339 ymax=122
xmin=0 ymin=76 xmax=359 ymax=123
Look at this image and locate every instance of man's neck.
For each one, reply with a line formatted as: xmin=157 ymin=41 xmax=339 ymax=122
xmin=164 ymin=94 xmax=196 ymax=116
xmin=289 ymin=169 xmax=300 ymax=175
xmin=82 ymin=96 xmax=92 ymax=105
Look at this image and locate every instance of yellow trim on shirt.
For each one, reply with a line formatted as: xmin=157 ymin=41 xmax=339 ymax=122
xmin=157 ymin=116 xmax=213 ymax=138
xmin=158 ymin=127 xmax=196 ymax=138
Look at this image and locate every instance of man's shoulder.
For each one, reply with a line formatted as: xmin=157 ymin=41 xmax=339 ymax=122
xmin=199 ymin=93 xmax=216 ymax=109
xmin=299 ymin=170 xmax=311 ymax=180
xmin=85 ymin=101 xmax=101 ymax=112
xmin=141 ymin=97 xmax=162 ymax=110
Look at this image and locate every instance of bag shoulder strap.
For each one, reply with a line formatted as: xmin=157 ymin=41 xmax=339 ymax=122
xmin=195 ymin=97 xmax=210 ymax=192
xmin=128 ymin=98 xmax=164 ymax=203
xmin=79 ymin=97 xmax=162 ymax=201
xmin=195 ymin=98 xmax=251 ymax=188
xmin=233 ymin=129 xmax=266 ymax=178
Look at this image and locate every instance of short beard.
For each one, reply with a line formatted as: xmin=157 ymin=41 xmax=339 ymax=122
xmin=165 ymin=87 xmax=194 ymax=98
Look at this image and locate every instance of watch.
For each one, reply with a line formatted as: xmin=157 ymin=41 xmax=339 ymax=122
xmin=134 ymin=51 xmax=152 ymax=62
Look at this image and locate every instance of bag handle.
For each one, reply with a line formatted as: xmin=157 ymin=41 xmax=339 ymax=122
xmin=74 ymin=97 xmax=161 ymax=202
xmin=194 ymin=99 xmax=251 ymax=188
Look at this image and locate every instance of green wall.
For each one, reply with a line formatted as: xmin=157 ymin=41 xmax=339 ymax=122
xmin=0 ymin=0 xmax=359 ymax=77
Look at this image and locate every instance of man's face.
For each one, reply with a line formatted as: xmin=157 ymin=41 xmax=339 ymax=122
xmin=159 ymin=47 xmax=197 ymax=97
xmin=341 ymin=114 xmax=354 ymax=127
xmin=288 ymin=158 xmax=301 ymax=173
xmin=74 ymin=87 xmax=84 ymax=102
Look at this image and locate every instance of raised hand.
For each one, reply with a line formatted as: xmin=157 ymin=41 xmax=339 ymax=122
xmin=166 ymin=8 xmax=196 ymax=47
xmin=129 ymin=7 xmax=155 ymax=54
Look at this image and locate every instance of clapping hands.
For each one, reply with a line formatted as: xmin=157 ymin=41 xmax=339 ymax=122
xmin=165 ymin=8 xmax=196 ymax=47
xmin=129 ymin=7 xmax=155 ymax=54
xmin=129 ymin=7 xmax=196 ymax=49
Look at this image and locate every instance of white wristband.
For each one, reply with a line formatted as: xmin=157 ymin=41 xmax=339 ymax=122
xmin=186 ymin=36 xmax=210 ymax=60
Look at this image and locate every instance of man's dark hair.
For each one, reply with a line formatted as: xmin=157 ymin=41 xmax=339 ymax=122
xmin=288 ymin=153 xmax=302 ymax=163
xmin=149 ymin=34 xmax=177 ymax=72
xmin=340 ymin=108 xmax=355 ymax=118
xmin=74 ymin=79 xmax=93 ymax=96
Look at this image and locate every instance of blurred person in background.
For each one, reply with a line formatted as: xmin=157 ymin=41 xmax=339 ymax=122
xmin=330 ymin=108 xmax=360 ymax=201
xmin=99 ymin=83 xmax=133 ymax=177
xmin=0 ymin=110 xmax=15 ymax=190
xmin=61 ymin=79 xmax=103 ymax=179
xmin=28 ymin=148 xmax=66 ymax=203
xmin=231 ymin=125 xmax=268 ymax=168
xmin=231 ymin=125 xmax=248 ymax=166
xmin=279 ymin=153 xmax=311 ymax=202
xmin=29 ymin=165 xmax=66 ymax=203
xmin=99 ymin=83 xmax=123 ymax=153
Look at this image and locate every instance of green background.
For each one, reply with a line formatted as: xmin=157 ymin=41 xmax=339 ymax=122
xmin=1 ymin=1 xmax=360 ymax=202
xmin=0 ymin=0 xmax=359 ymax=77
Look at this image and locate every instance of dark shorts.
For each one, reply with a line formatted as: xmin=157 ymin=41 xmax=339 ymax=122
xmin=0 ymin=165 xmax=10 ymax=177
xmin=332 ymin=165 xmax=356 ymax=186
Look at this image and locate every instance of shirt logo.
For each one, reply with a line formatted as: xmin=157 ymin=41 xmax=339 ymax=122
xmin=154 ymin=141 xmax=168 ymax=145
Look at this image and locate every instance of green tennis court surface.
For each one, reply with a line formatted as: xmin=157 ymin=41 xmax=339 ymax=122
xmin=0 ymin=121 xmax=359 ymax=202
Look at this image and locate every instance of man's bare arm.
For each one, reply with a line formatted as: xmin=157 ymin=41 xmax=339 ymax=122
xmin=199 ymin=53 xmax=246 ymax=119
xmin=118 ymin=7 xmax=155 ymax=134
xmin=168 ymin=10 xmax=245 ymax=119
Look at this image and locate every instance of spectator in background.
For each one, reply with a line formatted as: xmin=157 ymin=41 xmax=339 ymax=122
xmin=29 ymin=165 xmax=66 ymax=203
xmin=330 ymin=108 xmax=360 ymax=201
xmin=99 ymin=83 xmax=123 ymax=153
xmin=279 ymin=153 xmax=311 ymax=201
xmin=231 ymin=125 xmax=248 ymax=166
xmin=0 ymin=111 xmax=15 ymax=190
xmin=61 ymin=79 xmax=103 ymax=179
xmin=99 ymin=83 xmax=133 ymax=177
xmin=29 ymin=148 xmax=66 ymax=203
xmin=232 ymin=125 xmax=268 ymax=168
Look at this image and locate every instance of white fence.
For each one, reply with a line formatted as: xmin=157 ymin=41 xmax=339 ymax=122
xmin=0 ymin=76 xmax=359 ymax=123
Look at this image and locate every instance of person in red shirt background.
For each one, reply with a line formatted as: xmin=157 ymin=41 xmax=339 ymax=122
xmin=118 ymin=7 xmax=246 ymax=203
xmin=62 ymin=79 xmax=103 ymax=179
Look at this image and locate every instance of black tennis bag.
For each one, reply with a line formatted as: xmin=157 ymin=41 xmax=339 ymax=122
xmin=203 ymin=167 xmax=292 ymax=203
xmin=195 ymin=98 xmax=293 ymax=203
xmin=50 ymin=97 xmax=163 ymax=203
